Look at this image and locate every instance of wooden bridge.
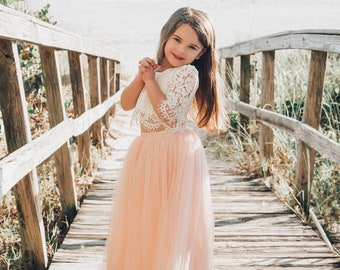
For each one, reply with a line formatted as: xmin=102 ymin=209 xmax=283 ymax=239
xmin=47 ymin=108 xmax=340 ymax=270
xmin=0 ymin=5 xmax=340 ymax=270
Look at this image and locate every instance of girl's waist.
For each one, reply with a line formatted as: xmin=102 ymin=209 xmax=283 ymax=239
xmin=140 ymin=127 xmax=191 ymax=137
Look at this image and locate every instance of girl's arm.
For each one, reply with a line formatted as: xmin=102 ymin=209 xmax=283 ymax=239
xmin=138 ymin=57 xmax=166 ymax=114
xmin=120 ymin=74 xmax=145 ymax=111
xmin=120 ymin=57 xmax=160 ymax=111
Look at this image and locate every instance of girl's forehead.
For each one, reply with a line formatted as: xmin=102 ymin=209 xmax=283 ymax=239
xmin=173 ymin=23 xmax=202 ymax=46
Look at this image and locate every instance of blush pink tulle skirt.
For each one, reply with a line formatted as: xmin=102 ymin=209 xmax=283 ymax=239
xmin=103 ymin=129 xmax=214 ymax=270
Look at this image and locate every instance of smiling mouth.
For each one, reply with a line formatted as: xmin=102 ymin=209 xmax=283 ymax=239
xmin=172 ymin=53 xmax=184 ymax=60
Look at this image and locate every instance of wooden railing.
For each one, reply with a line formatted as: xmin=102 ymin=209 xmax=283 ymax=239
xmin=219 ymin=29 xmax=340 ymax=216
xmin=0 ymin=5 xmax=120 ymax=269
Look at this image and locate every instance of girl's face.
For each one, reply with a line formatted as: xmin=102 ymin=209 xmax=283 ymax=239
xmin=162 ymin=23 xmax=205 ymax=70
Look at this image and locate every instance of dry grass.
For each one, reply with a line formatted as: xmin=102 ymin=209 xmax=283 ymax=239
xmin=211 ymin=49 xmax=340 ymax=252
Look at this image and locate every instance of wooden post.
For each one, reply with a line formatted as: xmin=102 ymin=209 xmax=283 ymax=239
xmin=0 ymin=39 xmax=47 ymax=270
xmin=39 ymin=46 xmax=78 ymax=222
xmin=88 ymin=55 xmax=103 ymax=148
xmin=100 ymin=57 xmax=110 ymax=130
xmin=260 ymin=51 xmax=275 ymax=163
xmin=294 ymin=50 xmax=327 ymax=215
xmin=68 ymin=51 xmax=93 ymax=175
xmin=116 ymin=63 xmax=120 ymax=93
xmin=225 ymin=58 xmax=234 ymax=90
xmin=240 ymin=55 xmax=251 ymax=134
xmin=109 ymin=60 xmax=117 ymax=95
xmin=109 ymin=60 xmax=117 ymax=116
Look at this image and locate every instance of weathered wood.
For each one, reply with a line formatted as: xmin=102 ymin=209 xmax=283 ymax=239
xmin=260 ymin=51 xmax=275 ymax=162
xmin=0 ymin=39 xmax=47 ymax=270
xmin=220 ymin=29 xmax=340 ymax=58
xmin=0 ymin=5 xmax=119 ymax=60
xmin=48 ymin=108 xmax=340 ymax=270
xmin=88 ymin=55 xmax=103 ymax=148
xmin=0 ymin=94 xmax=122 ymax=198
xmin=39 ymin=46 xmax=78 ymax=222
xmin=108 ymin=60 xmax=117 ymax=116
xmin=294 ymin=50 xmax=327 ymax=214
xmin=225 ymin=58 xmax=233 ymax=89
xmin=240 ymin=55 xmax=251 ymax=134
xmin=226 ymin=99 xmax=340 ymax=164
xmin=108 ymin=60 xmax=116 ymax=95
xmin=100 ymin=57 xmax=110 ymax=129
xmin=68 ymin=51 xmax=92 ymax=175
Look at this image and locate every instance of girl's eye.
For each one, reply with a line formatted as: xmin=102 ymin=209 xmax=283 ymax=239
xmin=174 ymin=37 xmax=181 ymax=42
xmin=189 ymin=45 xmax=197 ymax=50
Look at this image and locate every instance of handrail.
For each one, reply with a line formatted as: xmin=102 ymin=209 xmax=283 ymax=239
xmin=0 ymin=5 xmax=120 ymax=269
xmin=227 ymin=99 xmax=340 ymax=164
xmin=220 ymin=29 xmax=340 ymax=58
xmin=0 ymin=91 xmax=122 ymax=197
xmin=0 ymin=4 xmax=119 ymax=59
xmin=219 ymin=29 xmax=340 ymax=217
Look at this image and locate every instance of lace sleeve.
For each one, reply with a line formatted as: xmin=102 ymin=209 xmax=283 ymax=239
xmin=157 ymin=65 xmax=198 ymax=130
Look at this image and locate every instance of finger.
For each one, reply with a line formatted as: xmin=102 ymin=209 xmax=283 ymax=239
xmin=138 ymin=65 xmax=145 ymax=73
xmin=139 ymin=57 xmax=158 ymax=69
xmin=147 ymin=58 xmax=158 ymax=69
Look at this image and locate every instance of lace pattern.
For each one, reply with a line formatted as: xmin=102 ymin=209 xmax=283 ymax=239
xmin=134 ymin=65 xmax=198 ymax=133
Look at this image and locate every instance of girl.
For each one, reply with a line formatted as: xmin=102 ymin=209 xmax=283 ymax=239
xmin=104 ymin=6 xmax=226 ymax=270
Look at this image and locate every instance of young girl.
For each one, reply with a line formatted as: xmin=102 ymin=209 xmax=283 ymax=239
xmin=104 ymin=7 xmax=226 ymax=270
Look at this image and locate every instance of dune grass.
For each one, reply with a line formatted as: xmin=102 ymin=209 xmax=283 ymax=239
xmin=210 ymin=49 xmax=340 ymax=251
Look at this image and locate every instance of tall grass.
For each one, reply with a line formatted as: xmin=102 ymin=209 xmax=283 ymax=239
xmin=212 ymin=49 xmax=340 ymax=250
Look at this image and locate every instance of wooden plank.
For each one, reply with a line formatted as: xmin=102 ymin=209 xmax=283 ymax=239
xmin=225 ymin=99 xmax=340 ymax=164
xmin=0 ymin=5 xmax=119 ymax=60
xmin=68 ymin=51 xmax=92 ymax=175
xmin=88 ymin=55 xmax=103 ymax=148
xmin=294 ymin=50 xmax=327 ymax=213
xmin=219 ymin=30 xmax=340 ymax=58
xmin=100 ymin=58 xmax=110 ymax=129
xmin=260 ymin=50 xmax=275 ymax=161
xmin=224 ymin=58 xmax=233 ymax=89
xmin=39 ymin=46 xmax=78 ymax=222
xmin=108 ymin=60 xmax=117 ymax=116
xmin=0 ymin=94 xmax=121 ymax=197
xmin=240 ymin=55 xmax=251 ymax=133
xmin=213 ymin=257 xmax=340 ymax=267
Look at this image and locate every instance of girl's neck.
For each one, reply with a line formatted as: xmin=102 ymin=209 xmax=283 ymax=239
xmin=157 ymin=58 xmax=176 ymax=72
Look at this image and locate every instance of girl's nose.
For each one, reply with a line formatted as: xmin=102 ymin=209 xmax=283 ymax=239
xmin=176 ymin=45 xmax=186 ymax=55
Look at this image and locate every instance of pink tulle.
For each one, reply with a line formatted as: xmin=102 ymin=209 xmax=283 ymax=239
xmin=103 ymin=129 xmax=214 ymax=270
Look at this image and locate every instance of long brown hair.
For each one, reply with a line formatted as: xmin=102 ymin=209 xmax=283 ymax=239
xmin=156 ymin=7 xmax=226 ymax=131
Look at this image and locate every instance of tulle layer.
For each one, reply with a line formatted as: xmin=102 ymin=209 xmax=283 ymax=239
xmin=104 ymin=129 xmax=214 ymax=270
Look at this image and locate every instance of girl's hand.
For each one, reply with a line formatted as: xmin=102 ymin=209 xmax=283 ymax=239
xmin=138 ymin=57 xmax=158 ymax=82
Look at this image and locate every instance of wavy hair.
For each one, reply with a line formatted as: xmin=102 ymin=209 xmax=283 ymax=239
xmin=156 ymin=7 xmax=226 ymax=131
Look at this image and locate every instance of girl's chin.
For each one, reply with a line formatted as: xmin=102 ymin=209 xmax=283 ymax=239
xmin=168 ymin=60 xmax=187 ymax=67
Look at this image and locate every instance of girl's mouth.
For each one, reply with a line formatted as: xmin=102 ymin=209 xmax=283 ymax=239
xmin=172 ymin=53 xmax=184 ymax=61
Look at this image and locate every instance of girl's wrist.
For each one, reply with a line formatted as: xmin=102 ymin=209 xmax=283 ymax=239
xmin=134 ymin=73 xmax=144 ymax=84
xmin=144 ymin=78 xmax=157 ymax=85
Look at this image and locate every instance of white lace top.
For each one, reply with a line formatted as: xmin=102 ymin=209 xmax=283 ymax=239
xmin=134 ymin=65 xmax=198 ymax=133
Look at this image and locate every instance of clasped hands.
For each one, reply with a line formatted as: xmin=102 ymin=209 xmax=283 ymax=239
xmin=138 ymin=57 xmax=159 ymax=83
